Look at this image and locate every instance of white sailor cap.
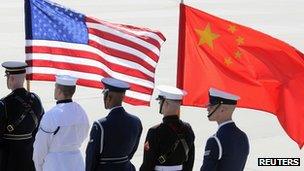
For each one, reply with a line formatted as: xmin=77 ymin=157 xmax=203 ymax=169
xmin=208 ymin=88 xmax=240 ymax=106
xmin=156 ymin=85 xmax=187 ymax=100
xmin=55 ymin=75 xmax=78 ymax=86
xmin=101 ymin=77 xmax=130 ymax=92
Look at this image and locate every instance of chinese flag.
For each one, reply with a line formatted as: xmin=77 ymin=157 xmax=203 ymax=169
xmin=177 ymin=4 xmax=304 ymax=148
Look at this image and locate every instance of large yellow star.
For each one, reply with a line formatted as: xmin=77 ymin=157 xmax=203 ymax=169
xmin=224 ymin=57 xmax=233 ymax=66
xmin=228 ymin=25 xmax=237 ymax=33
xmin=195 ymin=23 xmax=220 ymax=49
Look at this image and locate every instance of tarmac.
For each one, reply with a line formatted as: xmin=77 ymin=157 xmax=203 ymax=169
xmin=0 ymin=0 xmax=303 ymax=170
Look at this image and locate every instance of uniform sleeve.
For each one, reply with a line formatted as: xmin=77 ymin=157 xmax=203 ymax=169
xmin=200 ymin=137 xmax=220 ymax=171
xmin=140 ymin=128 xmax=157 ymax=171
xmin=0 ymin=100 xmax=5 ymax=121
xmin=0 ymin=100 xmax=6 ymax=142
xmin=183 ymin=125 xmax=195 ymax=171
xmin=129 ymin=120 xmax=143 ymax=159
xmin=31 ymin=93 xmax=45 ymax=138
xmin=31 ymin=92 xmax=45 ymax=117
xmin=33 ymin=113 xmax=56 ymax=171
xmin=85 ymin=123 xmax=101 ymax=171
xmin=0 ymin=100 xmax=4 ymax=116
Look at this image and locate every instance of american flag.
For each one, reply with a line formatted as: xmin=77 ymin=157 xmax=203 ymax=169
xmin=25 ymin=0 xmax=166 ymax=106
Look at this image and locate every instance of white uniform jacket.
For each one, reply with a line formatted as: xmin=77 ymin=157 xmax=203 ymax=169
xmin=33 ymin=101 xmax=90 ymax=171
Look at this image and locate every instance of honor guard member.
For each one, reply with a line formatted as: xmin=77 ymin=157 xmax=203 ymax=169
xmin=201 ymin=88 xmax=250 ymax=171
xmin=86 ymin=77 xmax=143 ymax=171
xmin=140 ymin=85 xmax=195 ymax=171
xmin=0 ymin=61 xmax=44 ymax=171
xmin=33 ymin=75 xmax=90 ymax=171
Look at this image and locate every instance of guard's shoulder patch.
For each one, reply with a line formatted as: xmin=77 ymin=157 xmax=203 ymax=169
xmin=89 ymin=138 xmax=94 ymax=143
xmin=144 ymin=141 xmax=150 ymax=151
xmin=204 ymin=150 xmax=211 ymax=156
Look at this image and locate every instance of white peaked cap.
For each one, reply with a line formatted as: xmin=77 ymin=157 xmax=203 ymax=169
xmin=56 ymin=75 xmax=78 ymax=86
xmin=156 ymin=85 xmax=187 ymax=100
xmin=209 ymin=88 xmax=240 ymax=101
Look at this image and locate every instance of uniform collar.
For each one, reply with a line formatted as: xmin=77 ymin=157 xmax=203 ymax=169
xmin=163 ymin=115 xmax=180 ymax=123
xmin=12 ymin=88 xmax=27 ymax=94
xmin=109 ymin=106 xmax=123 ymax=113
xmin=56 ymin=99 xmax=73 ymax=104
xmin=218 ymin=120 xmax=234 ymax=130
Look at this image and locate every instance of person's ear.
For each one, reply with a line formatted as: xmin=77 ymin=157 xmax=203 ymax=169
xmin=107 ymin=92 xmax=113 ymax=102
xmin=10 ymin=76 xmax=14 ymax=83
xmin=165 ymin=99 xmax=169 ymax=106
xmin=57 ymin=88 xmax=62 ymax=96
xmin=220 ymin=105 xmax=226 ymax=112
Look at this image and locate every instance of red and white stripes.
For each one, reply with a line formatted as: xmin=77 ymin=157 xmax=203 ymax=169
xmin=26 ymin=17 xmax=165 ymax=106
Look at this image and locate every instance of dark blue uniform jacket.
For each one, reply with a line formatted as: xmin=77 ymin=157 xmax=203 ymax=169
xmin=86 ymin=106 xmax=142 ymax=171
xmin=201 ymin=121 xmax=249 ymax=171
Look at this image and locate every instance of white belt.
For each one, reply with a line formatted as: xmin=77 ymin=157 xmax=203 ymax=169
xmin=154 ymin=165 xmax=183 ymax=171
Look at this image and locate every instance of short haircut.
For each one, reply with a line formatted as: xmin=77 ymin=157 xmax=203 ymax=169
xmin=108 ymin=91 xmax=125 ymax=102
xmin=56 ymin=84 xmax=76 ymax=98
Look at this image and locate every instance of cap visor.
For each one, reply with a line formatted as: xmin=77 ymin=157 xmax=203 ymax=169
xmin=155 ymin=97 xmax=161 ymax=100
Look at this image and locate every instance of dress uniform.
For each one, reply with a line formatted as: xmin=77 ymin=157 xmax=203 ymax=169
xmin=86 ymin=78 xmax=143 ymax=171
xmin=0 ymin=61 xmax=44 ymax=171
xmin=140 ymin=85 xmax=195 ymax=171
xmin=33 ymin=75 xmax=90 ymax=171
xmin=201 ymin=88 xmax=250 ymax=171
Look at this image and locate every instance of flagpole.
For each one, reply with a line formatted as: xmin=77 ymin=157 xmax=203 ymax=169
xmin=176 ymin=0 xmax=186 ymax=90
xmin=26 ymin=80 xmax=31 ymax=91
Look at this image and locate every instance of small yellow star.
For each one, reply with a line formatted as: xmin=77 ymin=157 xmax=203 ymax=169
xmin=224 ymin=57 xmax=233 ymax=66
xmin=236 ymin=36 xmax=245 ymax=45
xmin=228 ymin=25 xmax=237 ymax=33
xmin=195 ymin=23 xmax=220 ymax=49
xmin=235 ymin=50 xmax=242 ymax=59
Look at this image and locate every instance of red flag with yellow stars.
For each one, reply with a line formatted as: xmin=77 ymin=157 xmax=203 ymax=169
xmin=177 ymin=4 xmax=304 ymax=148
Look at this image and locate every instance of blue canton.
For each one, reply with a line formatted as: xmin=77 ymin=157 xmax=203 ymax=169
xmin=25 ymin=0 xmax=88 ymax=44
